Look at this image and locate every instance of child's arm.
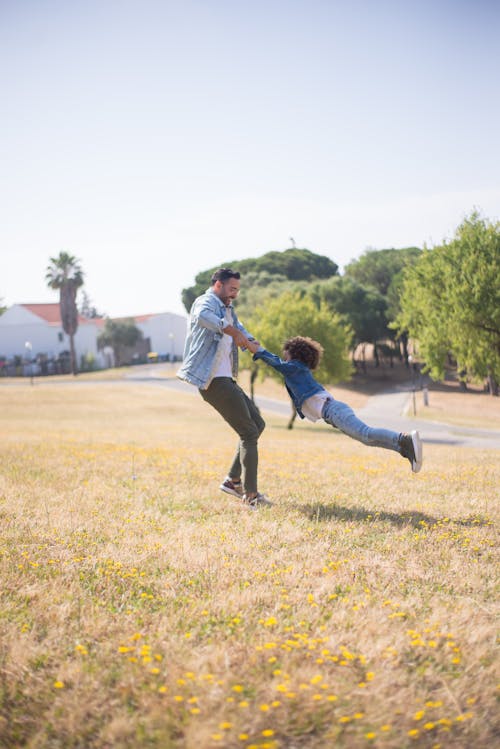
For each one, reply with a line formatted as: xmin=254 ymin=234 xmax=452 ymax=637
xmin=252 ymin=346 xmax=296 ymax=376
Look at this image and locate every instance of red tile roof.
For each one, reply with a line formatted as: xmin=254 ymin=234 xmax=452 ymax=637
xmin=21 ymin=304 xmax=63 ymax=323
xmin=18 ymin=304 xmax=178 ymax=326
xmin=21 ymin=303 xmax=102 ymax=326
xmin=133 ymin=314 xmax=155 ymax=323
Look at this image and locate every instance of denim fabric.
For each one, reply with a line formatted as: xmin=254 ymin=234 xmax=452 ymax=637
xmin=252 ymin=348 xmax=324 ymax=417
xmin=254 ymin=346 xmax=402 ymax=453
xmin=177 ymin=288 xmax=253 ymax=389
xmin=322 ymin=397 xmax=401 ymax=452
xmin=199 ymin=377 xmax=265 ymax=494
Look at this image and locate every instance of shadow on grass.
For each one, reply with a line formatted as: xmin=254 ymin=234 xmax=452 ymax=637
xmin=294 ymin=502 xmax=491 ymax=528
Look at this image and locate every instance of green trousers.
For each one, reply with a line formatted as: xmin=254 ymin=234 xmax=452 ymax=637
xmin=200 ymin=377 xmax=266 ymax=495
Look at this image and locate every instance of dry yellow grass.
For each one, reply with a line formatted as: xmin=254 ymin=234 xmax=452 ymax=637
xmin=412 ymin=384 xmax=500 ymax=429
xmin=0 ymin=380 xmax=498 ymax=749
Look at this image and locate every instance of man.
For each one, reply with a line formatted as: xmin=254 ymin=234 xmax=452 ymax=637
xmin=177 ymin=268 xmax=270 ymax=508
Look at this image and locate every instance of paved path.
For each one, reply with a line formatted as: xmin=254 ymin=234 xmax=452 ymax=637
xmin=355 ymin=386 xmax=500 ymax=449
xmin=125 ymin=370 xmax=500 ymax=450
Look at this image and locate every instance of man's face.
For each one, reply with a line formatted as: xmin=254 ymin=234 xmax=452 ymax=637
xmin=215 ymin=278 xmax=241 ymax=306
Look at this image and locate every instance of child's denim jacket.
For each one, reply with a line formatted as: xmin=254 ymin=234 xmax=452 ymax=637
xmin=177 ymin=288 xmax=253 ymax=389
xmin=253 ymin=348 xmax=325 ymax=418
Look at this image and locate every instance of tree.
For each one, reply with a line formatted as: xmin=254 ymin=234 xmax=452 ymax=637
xmin=234 ymin=270 xmax=295 ymax=319
xmin=344 ymin=247 xmax=421 ymax=296
xmin=45 ymin=252 xmax=84 ymax=375
xmin=97 ymin=318 xmax=143 ymax=367
xmin=0 ymin=298 xmax=6 ymax=316
xmin=79 ymin=290 xmax=103 ymax=319
xmin=396 ymin=212 xmax=500 ymax=393
xmin=343 ymin=246 xmax=422 ymax=363
xmin=249 ymin=248 xmax=338 ymax=280
xmin=245 ymin=291 xmax=353 ymax=426
xmin=309 ymin=276 xmax=390 ymax=368
xmin=181 ymin=248 xmax=339 ymax=312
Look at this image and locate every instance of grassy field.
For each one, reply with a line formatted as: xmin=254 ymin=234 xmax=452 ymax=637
xmin=405 ymin=384 xmax=500 ymax=429
xmin=0 ymin=380 xmax=498 ymax=748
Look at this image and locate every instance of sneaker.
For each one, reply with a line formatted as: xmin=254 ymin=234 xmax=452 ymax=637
xmin=242 ymin=492 xmax=273 ymax=509
xmin=219 ymin=477 xmax=243 ymax=498
xmin=399 ymin=430 xmax=423 ymax=473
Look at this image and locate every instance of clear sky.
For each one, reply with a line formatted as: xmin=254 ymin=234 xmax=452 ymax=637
xmin=1 ymin=0 xmax=499 ymax=318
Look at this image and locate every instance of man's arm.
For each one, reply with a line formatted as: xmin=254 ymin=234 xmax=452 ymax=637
xmin=223 ymin=323 xmax=251 ymax=348
xmin=192 ymin=296 xmax=227 ymax=333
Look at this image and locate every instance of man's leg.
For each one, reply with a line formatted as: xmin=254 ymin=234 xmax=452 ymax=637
xmin=200 ymin=378 xmax=265 ymax=495
xmin=226 ymin=390 xmax=265 ymax=485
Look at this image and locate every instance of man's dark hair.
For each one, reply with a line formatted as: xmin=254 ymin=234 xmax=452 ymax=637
xmin=283 ymin=336 xmax=324 ymax=370
xmin=210 ymin=268 xmax=241 ymax=284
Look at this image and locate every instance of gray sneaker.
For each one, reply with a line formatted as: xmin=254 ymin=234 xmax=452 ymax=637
xmin=220 ymin=477 xmax=243 ymax=498
xmin=399 ymin=430 xmax=423 ymax=473
xmin=242 ymin=492 xmax=273 ymax=509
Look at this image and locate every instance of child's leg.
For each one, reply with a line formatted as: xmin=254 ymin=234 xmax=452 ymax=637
xmin=322 ymin=397 xmax=400 ymax=452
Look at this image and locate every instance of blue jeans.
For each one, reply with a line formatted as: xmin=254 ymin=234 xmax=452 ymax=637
xmin=322 ymin=397 xmax=401 ymax=452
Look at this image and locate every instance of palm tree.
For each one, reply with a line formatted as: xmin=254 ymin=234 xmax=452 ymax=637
xmin=45 ymin=252 xmax=84 ymax=375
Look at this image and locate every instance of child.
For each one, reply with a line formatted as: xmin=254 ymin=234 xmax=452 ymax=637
xmin=247 ymin=336 xmax=423 ymax=472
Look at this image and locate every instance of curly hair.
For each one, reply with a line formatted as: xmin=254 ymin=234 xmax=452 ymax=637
xmin=283 ymin=336 xmax=324 ymax=370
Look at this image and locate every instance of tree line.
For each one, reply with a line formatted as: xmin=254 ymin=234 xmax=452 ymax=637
xmin=182 ymin=212 xmax=500 ymax=395
xmin=4 ymin=210 xmax=497 ymax=389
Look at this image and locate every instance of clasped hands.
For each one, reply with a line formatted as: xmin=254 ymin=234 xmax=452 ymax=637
xmin=245 ymin=339 xmax=260 ymax=354
xmin=224 ymin=325 xmax=260 ymax=354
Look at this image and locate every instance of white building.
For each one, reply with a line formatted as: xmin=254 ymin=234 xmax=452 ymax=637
xmin=0 ymin=304 xmax=106 ymax=367
xmin=0 ymin=304 xmax=187 ymax=369
xmin=133 ymin=311 xmax=186 ymax=360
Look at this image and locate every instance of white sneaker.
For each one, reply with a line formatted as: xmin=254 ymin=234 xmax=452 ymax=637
xmin=399 ymin=430 xmax=423 ymax=473
xmin=243 ymin=492 xmax=273 ymax=509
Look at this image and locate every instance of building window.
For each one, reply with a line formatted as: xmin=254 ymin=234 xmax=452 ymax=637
xmin=58 ymin=332 xmax=64 ymax=342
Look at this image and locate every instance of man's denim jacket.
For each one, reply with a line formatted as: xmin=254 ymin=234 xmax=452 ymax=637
xmin=253 ymin=348 xmax=325 ymax=418
xmin=177 ymin=288 xmax=254 ymax=390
